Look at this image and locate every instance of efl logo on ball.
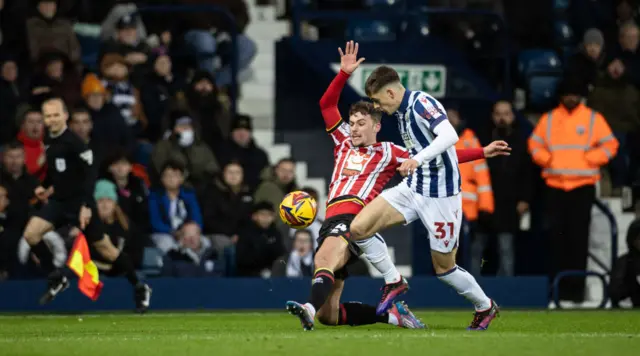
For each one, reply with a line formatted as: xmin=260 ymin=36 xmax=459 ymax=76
xmin=279 ymin=191 xmax=318 ymax=229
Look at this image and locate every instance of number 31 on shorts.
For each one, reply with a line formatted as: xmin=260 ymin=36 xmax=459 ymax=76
xmin=434 ymin=222 xmax=454 ymax=239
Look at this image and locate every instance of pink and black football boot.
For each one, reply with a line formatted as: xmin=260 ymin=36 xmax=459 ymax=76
xmin=376 ymin=277 xmax=409 ymax=315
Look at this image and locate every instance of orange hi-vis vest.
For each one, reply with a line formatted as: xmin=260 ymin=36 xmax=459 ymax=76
xmin=456 ymin=128 xmax=494 ymax=221
xmin=528 ymin=103 xmax=619 ymax=191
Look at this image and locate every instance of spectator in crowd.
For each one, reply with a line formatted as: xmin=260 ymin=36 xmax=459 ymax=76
xmin=99 ymin=52 xmax=147 ymax=134
xmin=254 ymin=158 xmax=297 ymax=237
xmin=288 ymin=186 xmax=322 ymax=250
xmin=235 ymin=202 xmax=285 ymax=277
xmin=610 ymin=217 xmax=640 ymax=308
xmin=151 ymin=110 xmax=219 ymax=190
xmin=68 ymin=106 xmax=105 ymax=172
xmin=0 ymin=182 xmax=21 ymax=280
xmin=101 ymin=4 xmax=147 ymax=43
xmin=100 ymin=13 xmax=151 ymax=76
xmin=140 ymin=48 xmax=184 ymax=144
xmin=272 ymin=229 xmax=314 ymax=278
xmin=161 ymin=221 xmax=223 ymax=277
xmin=30 ymin=51 xmax=81 ymax=108
xmin=181 ymin=0 xmax=256 ymax=88
xmin=149 ymin=160 xmax=203 ymax=253
xmin=565 ymin=28 xmax=607 ymax=95
xmin=81 ymin=73 xmax=134 ymax=154
xmin=199 ymin=161 xmax=252 ymax=250
xmin=529 ymin=79 xmax=619 ymax=302
xmin=608 ymin=21 xmax=640 ymax=89
xmin=185 ymin=70 xmax=230 ymax=154
xmin=101 ymin=150 xmax=150 ymax=233
xmin=86 ymin=179 xmax=145 ymax=271
xmin=15 ymin=106 xmax=46 ymax=182
xmin=0 ymin=0 xmax=29 ymax=62
xmin=0 ymin=141 xmax=39 ymax=224
xmin=0 ymin=55 xmax=26 ymax=145
xmin=448 ymin=108 xmax=495 ymax=274
xmin=26 ymin=0 xmax=81 ymax=66
xmin=220 ymin=115 xmax=269 ymax=192
xmin=477 ymin=100 xmax=532 ymax=277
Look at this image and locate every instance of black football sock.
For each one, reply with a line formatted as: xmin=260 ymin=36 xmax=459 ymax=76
xmin=30 ymin=240 xmax=56 ymax=272
xmin=308 ymin=268 xmax=335 ymax=311
xmin=338 ymin=302 xmax=389 ymax=326
xmin=111 ymin=252 xmax=140 ymax=286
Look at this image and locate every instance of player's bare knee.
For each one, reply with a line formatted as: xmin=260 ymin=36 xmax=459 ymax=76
xmin=317 ymin=311 xmax=338 ymax=326
xmin=349 ymin=217 xmax=368 ymax=240
xmin=23 ymin=219 xmax=50 ymax=245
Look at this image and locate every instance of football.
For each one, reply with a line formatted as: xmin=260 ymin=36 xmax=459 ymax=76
xmin=279 ymin=191 xmax=318 ymax=229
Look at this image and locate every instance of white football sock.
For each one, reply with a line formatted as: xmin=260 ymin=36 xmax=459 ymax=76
xmin=437 ymin=265 xmax=491 ymax=311
xmin=355 ymin=235 xmax=402 ymax=284
xmin=387 ymin=312 xmax=399 ymax=326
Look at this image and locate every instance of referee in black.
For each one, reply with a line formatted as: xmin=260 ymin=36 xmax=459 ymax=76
xmin=22 ymin=97 xmax=151 ymax=312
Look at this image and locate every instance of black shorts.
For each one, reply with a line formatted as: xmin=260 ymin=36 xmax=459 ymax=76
xmin=317 ymin=214 xmax=362 ymax=280
xmin=33 ymin=199 xmax=105 ymax=243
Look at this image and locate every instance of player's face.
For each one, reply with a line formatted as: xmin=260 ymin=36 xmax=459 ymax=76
xmin=42 ymin=100 xmax=68 ymax=134
xmin=97 ymin=198 xmax=116 ymax=220
xmin=69 ymin=112 xmax=93 ymax=140
xmin=349 ymin=112 xmax=380 ymax=147
xmin=2 ymin=148 xmax=25 ymax=175
xmin=369 ymin=88 xmax=400 ymax=115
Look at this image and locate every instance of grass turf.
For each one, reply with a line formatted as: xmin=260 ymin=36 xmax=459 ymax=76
xmin=0 ymin=311 xmax=638 ymax=356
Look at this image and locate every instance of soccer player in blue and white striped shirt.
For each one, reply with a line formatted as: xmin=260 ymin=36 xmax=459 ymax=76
xmin=346 ymin=66 xmax=499 ymax=331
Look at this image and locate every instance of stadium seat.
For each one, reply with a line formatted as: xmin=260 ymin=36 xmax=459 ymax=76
xmin=527 ymin=75 xmax=562 ymax=111
xmin=554 ymin=0 xmax=570 ymax=11
xmin=554 ymin=20 xmax=575 ymax=46
xmin=140 ymin=247 xmax=164 ymax=277
xmin=346 ymin=20 xmax=397 ymax=42
xmin=518 ymin=49 xmax=563 ymax=81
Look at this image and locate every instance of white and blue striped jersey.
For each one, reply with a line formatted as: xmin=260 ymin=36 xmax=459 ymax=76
xmin=394 ymin=90 xmax=461 ymax=197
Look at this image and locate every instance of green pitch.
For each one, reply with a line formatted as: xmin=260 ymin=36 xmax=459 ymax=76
xmin=0 ymin=311 xmax=639 ymax=356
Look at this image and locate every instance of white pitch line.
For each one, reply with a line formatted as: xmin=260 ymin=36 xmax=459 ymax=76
xmin=0 ymin=332 xmax=638 ymax=343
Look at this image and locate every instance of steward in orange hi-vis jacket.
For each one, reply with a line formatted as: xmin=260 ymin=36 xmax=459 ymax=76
xmin=447 ymin=109 xmax=495 ymax=223
xmin=528 ymin=78 xmax=619 ymax=302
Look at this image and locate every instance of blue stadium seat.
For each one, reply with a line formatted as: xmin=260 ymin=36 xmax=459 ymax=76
xmin=528 ymin=75 xmax=561 ymax=111
xmin=554 ymin=20 xmax=575 ymax=45
xmin=140 ymin=247 xmax=163 ymax=277
xmin=518 ymin=49 xmax=563 ymax=81
xmin=346 ymin=20 xmax=397 ymax=42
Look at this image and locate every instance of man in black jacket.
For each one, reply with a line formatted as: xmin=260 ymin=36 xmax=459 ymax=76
xmin=235 ymin=202 xmax=285 ymax=277
xmin=476 ymin=100 xmax=533 ymax=276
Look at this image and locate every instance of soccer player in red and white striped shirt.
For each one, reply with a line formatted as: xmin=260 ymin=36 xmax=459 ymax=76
xmin=286 ymin=41 xmax=510 ymax=331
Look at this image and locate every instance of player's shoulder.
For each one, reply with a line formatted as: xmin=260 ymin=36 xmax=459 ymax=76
xmin=412 ymin=91 xmax=446 ymax=120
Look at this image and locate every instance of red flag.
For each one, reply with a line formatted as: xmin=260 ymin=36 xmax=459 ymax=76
xmin=66 ymin=233 xmax=103 ymax=301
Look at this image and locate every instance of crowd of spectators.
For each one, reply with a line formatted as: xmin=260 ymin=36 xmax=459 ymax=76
xmin=0 ymin=0 xmax=320 ymax=280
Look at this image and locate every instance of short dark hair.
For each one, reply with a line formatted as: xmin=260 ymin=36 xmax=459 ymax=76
xmin=161 ymin=159 xmax=186 ymax=174
xmin=364 ymin=66 xmax=401 ymax=96
xmin=3 ymin=141 xmax=24 ymax=152
xmin=276 ymin=158 xmax=295 ymax=168
xmin=293 ymin=229 xmax=313 ymax=241
xmin=70 ymin=107 xmax=91 ymax=122
xmin=348 ymin=101 xmax=382 ymax=123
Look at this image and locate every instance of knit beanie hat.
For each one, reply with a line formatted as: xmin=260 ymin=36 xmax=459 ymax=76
xmin=94 ymin=180 xmax=118 ymax=202
xmin=583 ymin=28 xmax=604 ymax=47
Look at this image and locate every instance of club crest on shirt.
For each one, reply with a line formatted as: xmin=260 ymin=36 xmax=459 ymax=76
xmin=55 ymin=158 xmax=66 ymax=172
xmin=342 ymin=151 xmax=371 ymax=176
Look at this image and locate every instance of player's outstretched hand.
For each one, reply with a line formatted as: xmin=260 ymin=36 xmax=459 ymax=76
xmin=397 ymin=158 xmax=419 ymax=177
xmin=483 ymin=140 xmax=511 ymax=158
xmin=79 ymin=206 xmax=92 ymax=230
xmin=339 ymin=40 xmax=365 ymax=74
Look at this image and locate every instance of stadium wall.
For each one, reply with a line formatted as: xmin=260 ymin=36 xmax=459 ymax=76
xmin=0 ymin=277 xmax=547 ymax=312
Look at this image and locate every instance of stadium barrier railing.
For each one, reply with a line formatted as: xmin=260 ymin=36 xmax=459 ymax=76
xmin=552 ymin=199 xmax=618 ymax=309
xmin=136 ymin=5 xmax=239 ymax=114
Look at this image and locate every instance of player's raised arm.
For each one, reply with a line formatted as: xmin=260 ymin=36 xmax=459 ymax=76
xmin=320 ymin=40 xmax=365 ymax=145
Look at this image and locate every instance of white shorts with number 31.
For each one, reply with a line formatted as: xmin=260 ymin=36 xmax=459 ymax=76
xmin=380 ymin=182 xmax=462 ymax=253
